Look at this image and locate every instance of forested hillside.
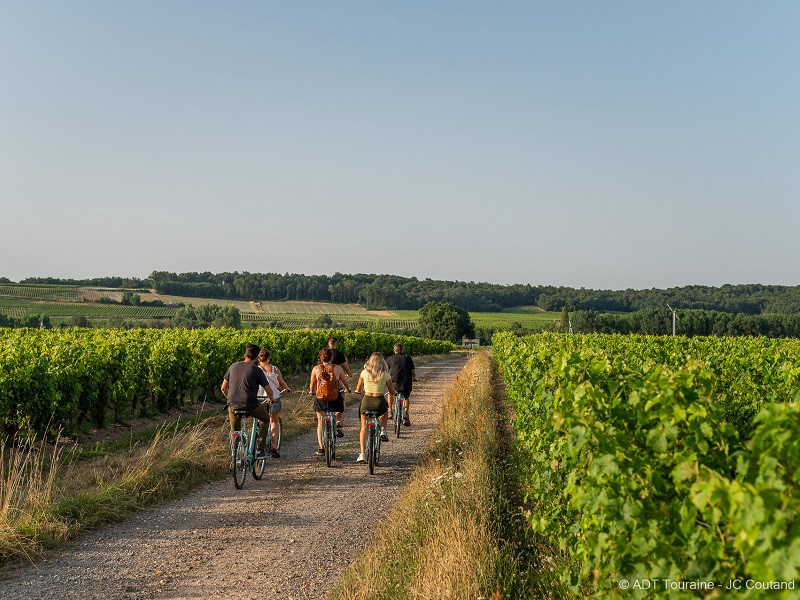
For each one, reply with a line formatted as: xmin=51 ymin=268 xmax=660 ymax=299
xmin=14 ymin=272 xmax=800 ymax=315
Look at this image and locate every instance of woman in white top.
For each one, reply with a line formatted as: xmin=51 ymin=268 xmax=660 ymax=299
xmin=257 ymin=349 xmax=290 ymax=458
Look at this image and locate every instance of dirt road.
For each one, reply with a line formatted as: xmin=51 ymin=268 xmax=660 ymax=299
xmin=2 ymin=355 xmax=467 ymax=600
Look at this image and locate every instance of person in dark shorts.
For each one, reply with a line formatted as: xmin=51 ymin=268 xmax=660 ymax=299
xmin=221 ymin=344 xmax=275 ymax=459
xmin=327 ymin=337 xmax=351 ymax=436
xmin=354 ymin=352 xmax=396 ymax=463
xmin=309 ymin=347 xmax=351 ymax=456
xmin=386 ymin=342 xmax=416 ymax=426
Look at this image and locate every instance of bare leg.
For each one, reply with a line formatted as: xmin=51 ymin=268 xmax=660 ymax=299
xmin=359 ymin=413 xmax=367 ymax=454
xmin=316 ymin=412 xmax=324 ymax=450
xmin=270 ymin=412 xmax=280 ymax=450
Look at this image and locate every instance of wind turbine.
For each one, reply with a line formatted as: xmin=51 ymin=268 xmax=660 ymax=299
xmin=667 ymin=304 xmax=677 ymax=336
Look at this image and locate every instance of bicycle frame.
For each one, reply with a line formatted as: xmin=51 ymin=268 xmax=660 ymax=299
xmin=393 ymin=393 xmax=405 ymax=437
xmin=322 ymin=410 xmax=337 ymax=466
xmin=364 ymin=411 xmax=382 ymax=474
xmin=230 ymin=412 xmax=262 ymax=488
xmin=229 ymin=416 xmax=260 ymax=469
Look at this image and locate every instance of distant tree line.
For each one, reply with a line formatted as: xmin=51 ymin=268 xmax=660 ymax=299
xmin=537 ymin=283 xmax=800 ymax=315
xmin=9 ymin=272 xmax=800 ymax=315
xmin=19 ymin=276 xmax=151 ymax=288
xmin=95 ymin=291 xmax=166 ymax=307
xmin=146 ymin=272 xmax=800 ymax=315
xmin=571 ymin=308 xmax=800 ymax=337
xmin=147 ymin=271 xmax=538 ymax=311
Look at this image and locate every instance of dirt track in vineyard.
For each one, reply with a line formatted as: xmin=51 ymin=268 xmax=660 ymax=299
xmin=1 ymin=355 xmax=468 ymax=600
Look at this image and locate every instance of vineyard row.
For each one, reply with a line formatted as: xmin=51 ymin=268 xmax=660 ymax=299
xmin=0 ymin=328 xmax=453 ymax=436
xmin=494 ymin=332 xmax=800 ymax=596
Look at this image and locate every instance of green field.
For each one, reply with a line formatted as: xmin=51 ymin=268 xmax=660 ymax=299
xmin=0 ymin=284 xmax=559 ymax=333
xmin=395 ymin=306 xmax=561 ymax=331
xmin=0 ymin=300 xmax=177 ymax=319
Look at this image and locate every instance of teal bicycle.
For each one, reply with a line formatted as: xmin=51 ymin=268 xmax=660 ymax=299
xmin=321 ymin=408 xmax=338 ymax=467
xmin=230 ymin=401 xmax=282 ymax=489
xmin=363 ymin=410 xmax=382 ymax=475
xmin=391 ymin=392 xmax=406 ymax=438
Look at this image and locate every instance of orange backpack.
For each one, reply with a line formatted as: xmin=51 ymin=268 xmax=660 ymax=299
xmin=316 ymin=364 xmax=339 ymax=401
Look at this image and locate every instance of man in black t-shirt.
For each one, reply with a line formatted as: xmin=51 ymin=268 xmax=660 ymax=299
xmin=327 ymin=337 xmax=351 ymax=436
xmin=221 ymin=344 xmax=274 ymax=457
xmin=386 ymin=342 xmax=416 ymax=427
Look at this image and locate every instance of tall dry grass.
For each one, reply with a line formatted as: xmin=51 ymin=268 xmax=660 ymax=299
xmin=0 ymin=435 xmax=67 ymax=561
xmin=0 ymin=416 xmax=228 ymax=566
xmin=331 ymin=351 xmax=565 ymax=599
xmin=331 ymin=352 xmax=523 ymax=599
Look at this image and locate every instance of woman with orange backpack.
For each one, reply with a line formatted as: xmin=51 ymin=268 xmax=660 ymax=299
xmin=309 ymin=347 xmax=351 ymax=456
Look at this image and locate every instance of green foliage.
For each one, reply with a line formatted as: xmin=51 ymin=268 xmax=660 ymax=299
xmin=559 ymin=306 xmax=569 ymax=332
xmin=494 ymin=332 xmax=800 ymax=597
xmin=70 ymin=315 xmax=91 ymax=328
xmin=572 ymin=307 xmax=800 ymax=338
xmin=172 ymin=304 xmax=241 ymax=329
xmin=312 ymin=314 xmax=333 ymax=328
xmin=120 ymin=291 xmax=141 ymax=305
xmin=418 ymin=301 xmax=475 ymax=343
xmin=0 ymin=329 xmax=453 ymax=437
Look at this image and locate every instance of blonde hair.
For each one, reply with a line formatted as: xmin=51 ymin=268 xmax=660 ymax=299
xmin=364 ymin=352 xmax=388 ymax=382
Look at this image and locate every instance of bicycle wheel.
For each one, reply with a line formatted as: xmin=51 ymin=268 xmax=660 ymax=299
xmin=275 ymin=417 xmax=282 ymax=451
xmin=375 ymin=426 xmax=382 ymax=466
xmin=368 ymin=427 xmax=376 ymax=475
xmin=325 ymin=420 xmax=333 ymax=468
xmin=232 ymin=436 xmax=247 ymax=489
xmin=331 ymin=419 xmax=336 ymax=459
xmin=253 ymin=431 xmax=266 ymax=480
xmin=394 ymin=403 xmax=402 ymax=438
xmin=253 ymin=453 xmax=266 ymax=479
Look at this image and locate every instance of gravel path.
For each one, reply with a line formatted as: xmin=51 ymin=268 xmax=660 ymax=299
xmin=1 ymin=355 xmax=467 ymax=600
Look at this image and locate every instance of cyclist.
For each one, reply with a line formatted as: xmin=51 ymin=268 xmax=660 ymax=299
xmin=309 ymin=347 xmax=351 ymax=457
xmin=257 ymin=348 xmax=290 ymax=458
xmin=386 ymin=342 xmax=416 ymax=427
xmin=327 ymin=337 xmax=351 ymax=437
xmin=354 ymin=352 xmax=395 ymax=464
xmin=221 ymin=344 xmax=274 ymax=459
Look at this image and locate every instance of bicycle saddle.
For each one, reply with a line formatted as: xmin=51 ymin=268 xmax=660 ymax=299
xmin=233 ymin=409 xmax=252 ymax=417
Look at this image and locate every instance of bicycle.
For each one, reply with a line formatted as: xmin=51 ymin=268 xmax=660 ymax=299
xmin=390 ymin=392 xmax=406 ymax=438
xmin=363 ymin=410 xmax=382 ymax=475
xmin=229 ymin=400 xmax=281 ymax=489
xmin=321 ymin=408 xmax=338 ymax=467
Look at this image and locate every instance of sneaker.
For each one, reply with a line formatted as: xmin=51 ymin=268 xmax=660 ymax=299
xmin=356 ymin=453 xmax=367 ymax=463
xmin=256 ymin=450 xmax=268 ymax=459
xmin=380 ymin=431 xmax=389 ymax=442
xmin=315 ymin=448 xmax=325 ymax=456
xmin=336 ymin=424 xmax=344 ymax=438
xmin=404 ymin=419 xmax=411 ymax=427
xmin=270 ymin=448 xmax=280 ymax=458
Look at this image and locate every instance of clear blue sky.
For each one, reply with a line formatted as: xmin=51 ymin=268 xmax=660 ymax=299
xmin=2 ymin=1 xmax=798 ymax=289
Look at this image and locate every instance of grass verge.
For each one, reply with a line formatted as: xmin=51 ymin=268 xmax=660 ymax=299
xmin=0 ymin=416 xmax=229 ymax=567
xmin=329 ymin=351 xmax=565 ymax=600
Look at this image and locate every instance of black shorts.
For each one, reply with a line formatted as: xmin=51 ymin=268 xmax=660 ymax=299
xmin=398 ymin=389 xmax=411 ymax=400
xmin=314 ymin=397 xmax=344 ymax=413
